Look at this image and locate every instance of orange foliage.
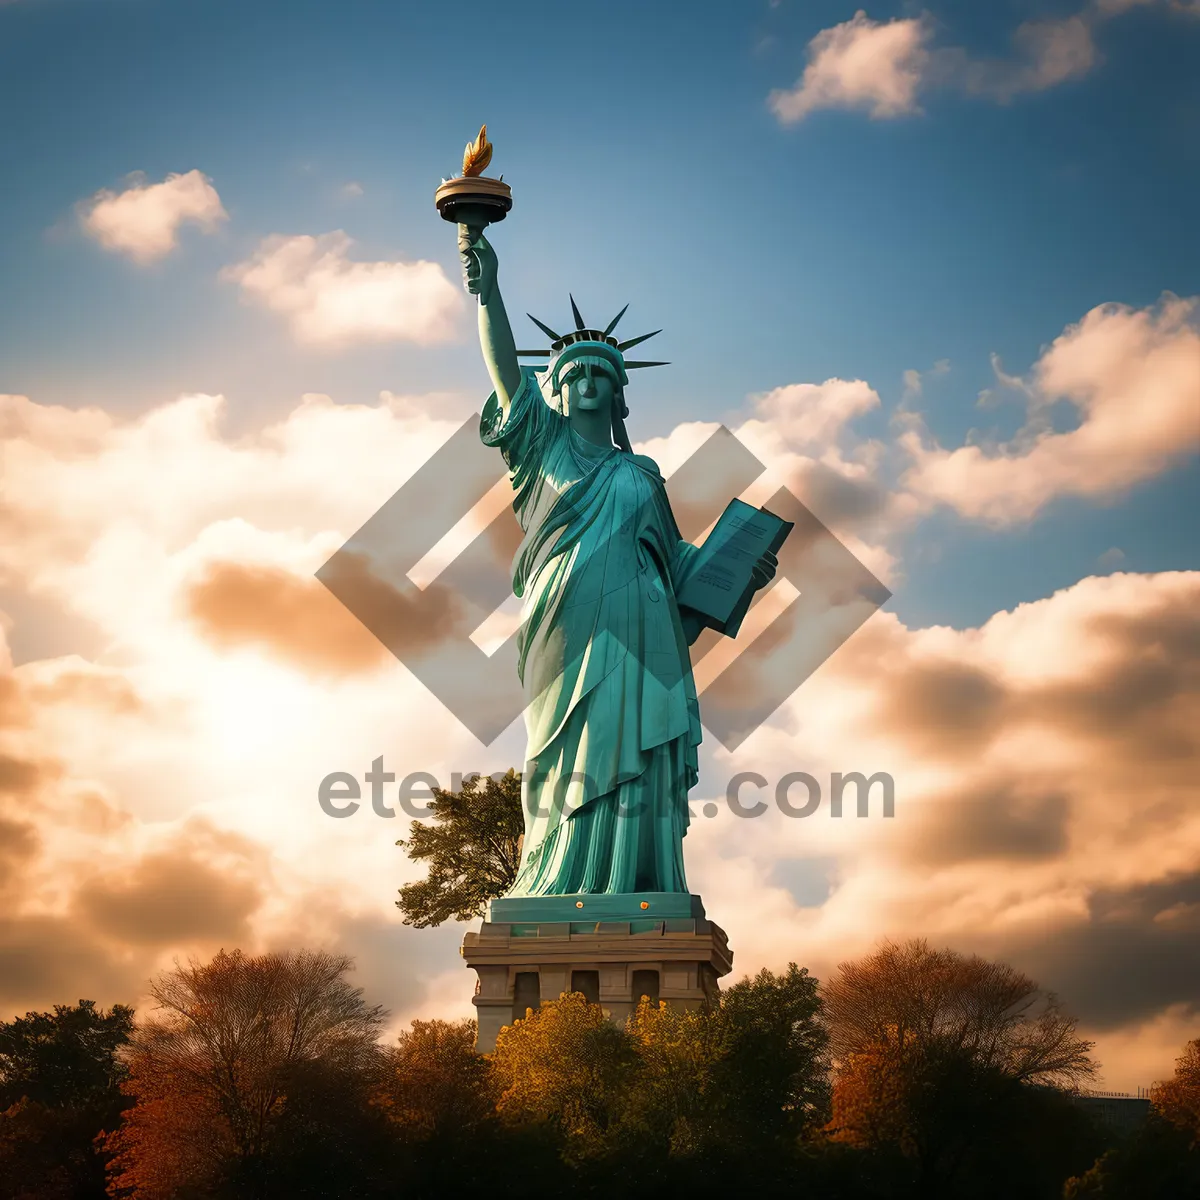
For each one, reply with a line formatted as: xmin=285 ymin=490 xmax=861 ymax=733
xmin=1151 ymin=1037 xmax=1200 ymax=1146
xmin=374 ymin=1019 xmax=495 ymax=1140
xmin=825 ymin=1029 xmax=917 ymax=1151
xmin=102 ymin=1067 xmax=231 ymax=1199
xmin=101 ymin=949 xmax=384 ymax=1197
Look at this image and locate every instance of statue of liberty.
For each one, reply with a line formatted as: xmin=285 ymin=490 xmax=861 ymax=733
xmin=448 ymin=134 xmax=777 ymax=905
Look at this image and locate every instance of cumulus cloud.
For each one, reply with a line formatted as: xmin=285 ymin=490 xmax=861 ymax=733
xmin=222 ymin=231 xmax=462 ymax=347
xmin=901 ymin=295 xmax=1200 ymax=525
xmin=73 ymin=824 xmax=266 ymax=946
xmin=769 ymin=2 xmax=1181 ymax=123
xmin=80 ymin=170 xmax=227 ymax=262
xmin=634 ymin=376 xmax=895 ymax=586
xmin=743 ymin=378 xmax=882 ymax=450
xmin=769 ymin=11 xmax=931 ymax=123
xmin=185 ymin=559 xmax=465 ymax=675
xmin=951 ymin=15 xmax=1098 ymax=103
xmin=0 ymin=620 xmax=273 ymax=1010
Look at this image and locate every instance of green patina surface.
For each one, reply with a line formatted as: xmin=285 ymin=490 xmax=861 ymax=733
xmin=456 ymin=188 xmax=775 ymax=914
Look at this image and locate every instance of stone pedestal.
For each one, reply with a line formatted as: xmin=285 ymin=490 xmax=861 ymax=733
xmin=461 ymin=894 xmax=733 ymax=1052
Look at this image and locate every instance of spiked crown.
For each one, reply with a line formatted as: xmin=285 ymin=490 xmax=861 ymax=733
xmin=517 ymin=296 xmax=668 ymax=397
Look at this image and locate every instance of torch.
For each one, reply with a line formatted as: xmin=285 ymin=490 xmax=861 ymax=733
xmin=434 ymin=125 xmax=512 ymax=275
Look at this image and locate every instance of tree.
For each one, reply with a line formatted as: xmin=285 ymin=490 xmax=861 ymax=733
xmin=372 ymin=1018 xmax=563 ymax=1199
xmin=1067 ymin=1037 xmax=1200 ymax=1199
xmin=375 ymin=1019 xmax=496 ymax=1141
xmin=1066 ymin=1112 xmax=1200 ymax=1199
xmin=1151 ymin=1036 xmax=1200 ymax=1146
xmin=822 ymin=940 xmax=1099 ymax=1197
xmin=0 ymin=999 xmax=134 ymax=1112
xmin=623 ymin=997 xmax=735 ymax=1158
xmin=825 ymin=1032 xmax=915 ymax=1153
xmin=0 ymin=1000 xmax=134 ymax=1200
xmin=103 ymin=949 xmax=386 ymax=1199
xmin=488 ymin=967 xmax=831 ymax=1194
xmin=490 ymin=991 xmax=636 ymax=1160
xmin=395 ymin=769 xmax=523 ymax=927
xmin=719 ymin=964 xmax=830 ymax=1135
xmin=822 ymin=938 xmax=1096 ymax=1088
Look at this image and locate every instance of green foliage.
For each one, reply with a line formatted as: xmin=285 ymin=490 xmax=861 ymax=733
xmin=488 ymin=969 xmax=830 ymax=1180
xmin=719 ymin=963 xmax=830 ymax=1133
xmin=623 ymin=998 xmax=735 ymax=1156
xmin=0 ymin=999 xmax=134 ymax=1111
xmin=0 ymin=1000 xmax=134 ymax=1200
xmin=395 ymin=769 xmax=523 ymax=927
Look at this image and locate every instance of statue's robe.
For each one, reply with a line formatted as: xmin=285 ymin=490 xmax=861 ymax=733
xmin=481 ymin=367 xmax=701 ymax=895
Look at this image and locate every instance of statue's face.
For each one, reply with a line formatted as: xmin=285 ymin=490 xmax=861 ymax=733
xmin=564 ymin=362 xmax=618 ymax=414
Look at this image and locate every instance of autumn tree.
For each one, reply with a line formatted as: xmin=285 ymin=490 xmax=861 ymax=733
xmin=395 ymin=770 xmax=523 ymax=927
xmin=622 ymin=997 xmax=734 ymax=1157
xmin=823 ymin=939 xmax=1099 ymax=1197
xmin=490 ymin=991 xmax=636 ymax=1161
xmin=376 ymin=1018 xmax=496 ymax=1141
xmin=487 ymin=966 xmax=832 ymax=1195
xmin=1151 ymin=1036 xmax=1200 ymax=1146
xmin=823 ymin=938 xmax=1096 ymax=1087
xmin=1069 ymin=1037 xmax=1200 ymax=1199
xmin=372 ymin=1018 xmax=563 ymax=1197
xmin=0 ymin=999 xmax=134 ymax=1199
xmin=103 ymin=949 xmax=386 ymax=1199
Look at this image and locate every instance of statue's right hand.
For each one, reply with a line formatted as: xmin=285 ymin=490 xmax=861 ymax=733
xmin=462 ymin=230 xmax=498 ymax=300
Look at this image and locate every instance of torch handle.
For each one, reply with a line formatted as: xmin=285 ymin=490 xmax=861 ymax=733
xmin=457 ymin=219 xmax=485 ymax=259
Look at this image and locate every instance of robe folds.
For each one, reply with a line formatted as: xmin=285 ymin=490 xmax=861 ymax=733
xmin=480 ymin=367 xmax=702 ymax=896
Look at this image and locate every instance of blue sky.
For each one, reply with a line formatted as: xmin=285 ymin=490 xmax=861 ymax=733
xmin=1 ymin=0 xmax=1197 ymax=632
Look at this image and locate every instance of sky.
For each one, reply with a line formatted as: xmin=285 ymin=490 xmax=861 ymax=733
xmin=0 ymin=0 xmax=1198 ymax=1091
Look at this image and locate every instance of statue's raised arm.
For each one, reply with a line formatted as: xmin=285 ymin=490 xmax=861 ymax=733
xmin=461 ymin=230 xmax=521 ymax=411
xmin=433 ymin=124 xmax=522 ymax=410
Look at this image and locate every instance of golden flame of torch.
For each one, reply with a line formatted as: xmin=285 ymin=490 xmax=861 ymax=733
xmin=462 ymin=125 xmax=493 ymax=177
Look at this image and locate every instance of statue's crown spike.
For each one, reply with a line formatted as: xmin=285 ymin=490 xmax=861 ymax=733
xmin=513 ymin=300 xmax=668 ymax=377
xmin=604 ymin=304 xmax=629 ymax=337
xmin=527 ymin=313 xmax=562 ymax=341
xmin=617 ymin=329 xmax=661 ymax=352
